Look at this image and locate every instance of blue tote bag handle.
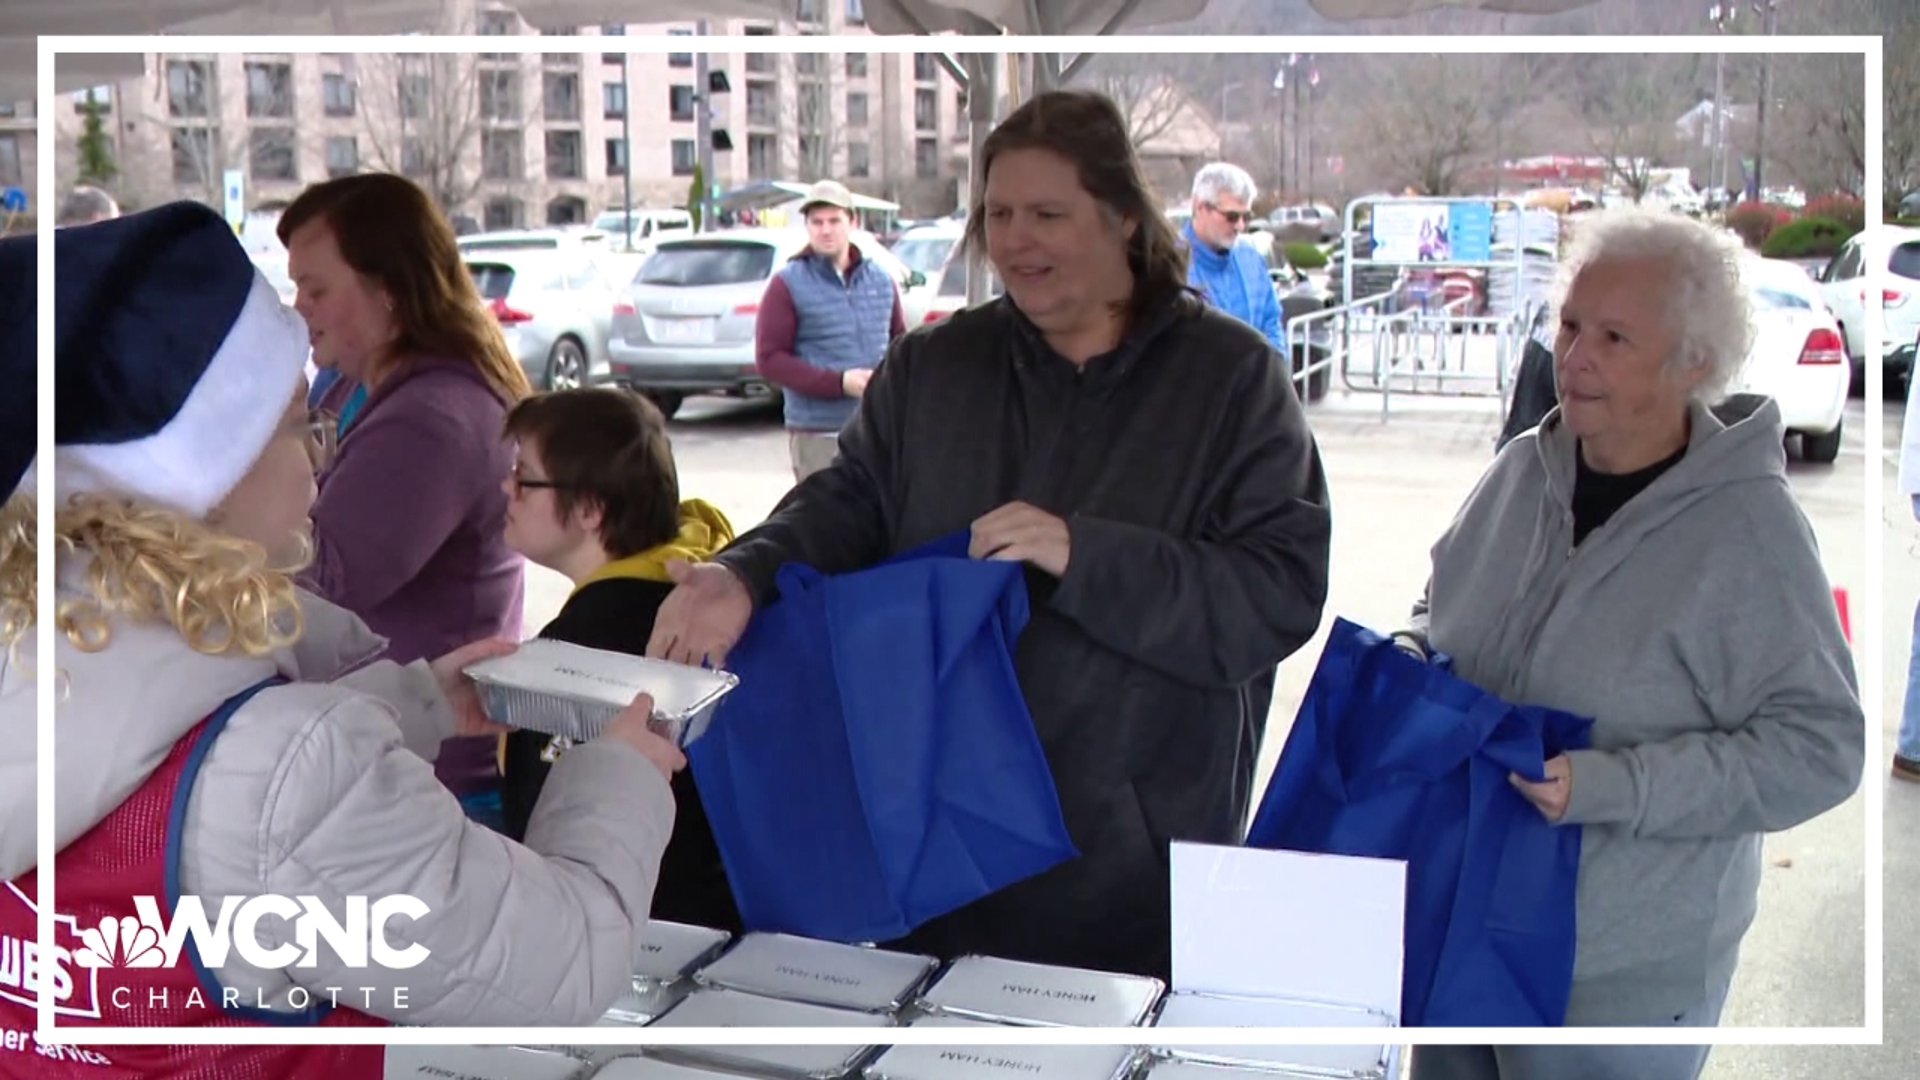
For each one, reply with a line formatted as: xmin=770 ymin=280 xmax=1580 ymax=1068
xmin=1304 ymin=622 xmax=1517 ymax=801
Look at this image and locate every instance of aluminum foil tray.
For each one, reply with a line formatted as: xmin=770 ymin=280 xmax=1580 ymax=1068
xmin=913 ymin=954 xmax=1165 ymax=1028
xmin=466 ymin=639 xmax=738 ymax=746
xmin=645 ymin=987 xmax=892 ymax=1080
xmin=1150 ymin=991 xmax=1392 ymax=1078
xmin=692 ymin=932 xmax=938 ymax=1013
xmin=383 ymin=1045 xmax=590 ymax=1080
xmin=865 ymin=1042 xmax=1140 ymax=1080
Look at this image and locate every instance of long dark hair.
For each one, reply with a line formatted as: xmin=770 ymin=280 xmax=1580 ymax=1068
xmin=961 ymin=88 xmax=1196 ymax=328
xmin=277 ymin=173 xmax=531 ymax=407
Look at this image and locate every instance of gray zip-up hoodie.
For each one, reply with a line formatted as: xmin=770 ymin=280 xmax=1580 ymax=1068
xmin=1406 ymin=393 xmax=1863 ymax=1025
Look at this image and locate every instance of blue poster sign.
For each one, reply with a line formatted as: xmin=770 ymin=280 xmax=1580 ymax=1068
xmin=1451 ymin=201 xmax=1494 ymax=263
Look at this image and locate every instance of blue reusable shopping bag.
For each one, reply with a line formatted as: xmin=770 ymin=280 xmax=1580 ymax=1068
xmin=688 ymin=530 xmax=1079 ymax=944
xmin=1245 ymin=618 xmax=1593 ymax=1027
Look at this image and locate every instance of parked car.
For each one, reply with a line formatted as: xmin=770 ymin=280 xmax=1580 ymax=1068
xmin=888 ymin=221 xmax=965 ymax=280
xmin=1816 ymin=224 xmax=1920 ymax=395
xmin=458 ymin=230 xmax=620 ymax=391
xmin=1736 ymin=255 xmax=1850 ymax=464
xmin=591 ymin=207 xmax=694 ymax=249
xmin=608 ymin=227 xmax=932 ymax=418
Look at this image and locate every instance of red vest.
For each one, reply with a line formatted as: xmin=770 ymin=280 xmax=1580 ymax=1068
xmin=0 ymin=680 xmax=385 ymax=1078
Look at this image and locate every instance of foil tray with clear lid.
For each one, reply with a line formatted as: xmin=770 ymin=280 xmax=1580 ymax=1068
xmin=692 ymin=932 xmax=939 ymax=1013
xmin=644 ymin=987 xmax=893 ymax=1080
xmin=382 ymin=1045 xmax=592 ymax=1080
xmin=464 ymin=639 xmax=739 ymax=747
xmin=864 ymin=1041 xmax=1141 ymax=1080
xmin=598 ymin=922 xmax=733 ymax=1026
xmin=1150 ymin=991 xmax=1393 ymax=1078
xmin=588 ymin=1057 xmax=770 ymax=1080
xmin=912 ymin=954 xmax=1165 ymax=1028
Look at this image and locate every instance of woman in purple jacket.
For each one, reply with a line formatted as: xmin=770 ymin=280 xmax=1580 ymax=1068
xmin=281 ymin=174 xmax=532 ymax=827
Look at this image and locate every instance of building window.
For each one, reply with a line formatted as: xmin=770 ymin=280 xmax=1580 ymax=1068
xmin=170 ymin=128 xmax=211 ymax=184
xmin=245 ymin=62 xmax=293 ymax=119
xmin=848 ymin=141 xmax=870 ymax=179
xmin=484 ymin=196 xmax=522 ymax=231
xmin=481 ymin=70 xmax=520 ymax=120
xmin=798 ymin=134 xmax=822 ymax=173
xmin=483 ymin=129 xmax=523 ymax=180
xmin=796 ymin=53 xmax=820 ymax=77
xmin=603 ymin=23 xmax=626 ymax=65
xmin=669 ymin=28 xmax=693 ymax=68
xmin=846 ymin=0 xmax=866 ymax=25
xmin=846 ymin=91 xmax=868 ymax=128
xmin=167 ymin=60 xmax=211 ymax=119
xmin=0 ymin=135 xmax=19 ymax=186
xmin=401 ymin=137 xmax=427 ymax=177
xmin=745 ymin=25 xmax=775 ymax=73
xmin=672 ymin=139 xmax=697 ymax=176
xmin=71 ymin=86 xmax=112 ymax=113
xmin=915 ymin=88 xmax=937 ymax=132
xmin=746 ymin=81 xmax=775 ymax=127
xmin=748 ymin=133 xmax=776 ymax=180
xmin=544 ymin=72 xmax=581 ymax=122
xmin=606 ymin=137 xmax=628 ymax=174
xmin=846 ymin=53 xmax=867 ymax=79
xmin=249 ymin=127 xmax=297 ymax=181
xmin=669 ymin=85 xmax=695 ymax=123
xmin=916 ymin=137 xmax=938 ymax=179
xmin=324 ymin=135 xmax=358 ymax=178
xmin=914 ymin=53 xmax=937 ymax=82
xmin=797 ymin=0 xmax=823 ymax=23
xmin=546 ymin=129 xmax=583 ymax=179
xmin=322 ymin=73 xmax=355 ymax=117
xmin=603 ymin=82 xmax=626 ymax=119
xmin=399 ymin=61 xmax=430 ymax=121
xmin=543 ymin=42 xmax=579 ymax=69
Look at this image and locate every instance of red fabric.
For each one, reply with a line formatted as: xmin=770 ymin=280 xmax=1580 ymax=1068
xmin=754 ymin=246 xmax=908 ymax=400
xmin=0 ymin=720 xmax=385 ymax=1079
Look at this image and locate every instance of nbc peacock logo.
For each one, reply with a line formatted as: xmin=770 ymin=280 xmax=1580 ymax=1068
xmin=73 ymin=916 xmax=168 ymax=970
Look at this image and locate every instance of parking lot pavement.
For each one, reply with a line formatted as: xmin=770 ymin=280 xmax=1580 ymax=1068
xmin=521 ymin=387 xmax=1880 ymax=1059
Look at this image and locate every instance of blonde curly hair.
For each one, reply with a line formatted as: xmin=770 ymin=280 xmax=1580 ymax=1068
xmin=54 ymin=492 xmax=309 ymax=657
xmin=0 ymin=493 xmax=32 ymax=654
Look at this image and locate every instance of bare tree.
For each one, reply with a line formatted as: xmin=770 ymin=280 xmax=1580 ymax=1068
xmin=117 ymin=56 xmax=246 ymax=211
xmin=1076 ymin=55 xmax=1191 ymax=149
xmin=1574 ymin=55 xmax=1693 ymax=202
xmin=1887 ymin=23 xmax=1920 ymax=209
xmin=1344 ymin=53 xmax=1504 ymax=196
xmin=789 ymin=52 xmax=846 ymax=182
xmin=354 ymin=48 xmax=490 ymax=213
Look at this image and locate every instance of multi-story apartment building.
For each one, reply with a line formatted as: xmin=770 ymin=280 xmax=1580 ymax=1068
xmin=52 ymin=0 xmax=973 ymax=224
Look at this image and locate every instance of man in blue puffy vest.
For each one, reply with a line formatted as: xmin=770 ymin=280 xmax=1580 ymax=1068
xmin=1180 ymin=162 xmax=1286 ymax=355
xmin=755 ymin=179 xmax=906 ymax=482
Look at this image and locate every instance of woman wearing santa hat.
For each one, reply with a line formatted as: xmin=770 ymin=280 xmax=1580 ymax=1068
xmin=0 ymin=202 xmax=683 ymax=1077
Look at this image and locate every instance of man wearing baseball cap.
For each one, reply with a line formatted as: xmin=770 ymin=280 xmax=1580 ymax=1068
xmin=754 ymin=179 xmax=906 ymax=482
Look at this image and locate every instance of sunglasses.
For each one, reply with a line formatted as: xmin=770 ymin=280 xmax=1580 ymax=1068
xmin=1207 ymin=204 xmax=1251 ymax=226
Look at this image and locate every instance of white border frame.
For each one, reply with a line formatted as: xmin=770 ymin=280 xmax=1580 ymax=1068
xmin=34 ymin=30 xmax=1882 ymax=1052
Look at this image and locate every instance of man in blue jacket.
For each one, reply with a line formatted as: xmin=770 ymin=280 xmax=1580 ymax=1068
xmin=1181 ymin=162 xmax=1286 ymax=355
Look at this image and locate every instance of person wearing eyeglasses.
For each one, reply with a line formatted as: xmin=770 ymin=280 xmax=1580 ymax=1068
xmin=493 ymin=387 xmax=742 ymax=932
xmin=1181 ymin=162 xmax=1287 ymax=356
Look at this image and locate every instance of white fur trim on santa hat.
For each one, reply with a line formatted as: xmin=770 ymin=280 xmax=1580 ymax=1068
xmin=55 ymin=270 xmax=310 ymax=518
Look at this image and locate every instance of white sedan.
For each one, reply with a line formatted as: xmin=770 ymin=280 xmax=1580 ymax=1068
xmin=1734 ymin=255 xmax=1850 ymax=464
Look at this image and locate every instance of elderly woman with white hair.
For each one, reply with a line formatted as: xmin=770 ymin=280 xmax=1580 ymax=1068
xmin=1402 ymin=208 xmax=1862 ymax=1079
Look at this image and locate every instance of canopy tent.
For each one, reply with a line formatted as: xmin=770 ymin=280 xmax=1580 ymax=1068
xmin=716 ymin=178 xmax=900 ymax=215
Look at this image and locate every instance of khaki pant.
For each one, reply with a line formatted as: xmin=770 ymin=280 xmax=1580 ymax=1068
xmin=788 ymin=430 xmax=840 ymax=483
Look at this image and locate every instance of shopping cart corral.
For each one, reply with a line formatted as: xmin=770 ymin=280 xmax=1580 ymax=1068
xmin=1288 ymin=196 xmax=1562 ymax=423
